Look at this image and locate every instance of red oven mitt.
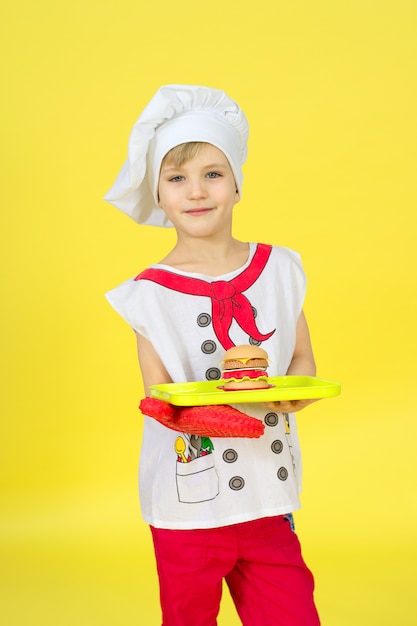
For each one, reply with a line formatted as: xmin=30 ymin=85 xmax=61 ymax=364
xmin=139 ymin=397 xmax=265 ymax=438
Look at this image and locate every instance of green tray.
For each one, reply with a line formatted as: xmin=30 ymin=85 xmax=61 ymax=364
xmin=150 ymin=376 xmax=341 ymax=406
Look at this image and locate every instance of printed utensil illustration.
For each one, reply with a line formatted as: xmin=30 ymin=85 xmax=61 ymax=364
xmin=175 ymin=436 xmax=188 ymax=463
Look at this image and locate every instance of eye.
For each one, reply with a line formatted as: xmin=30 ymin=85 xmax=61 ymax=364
xmin=206 ymin=171 xmax=221 ymax=179
xmin=169 ymin=175 xmax=185 ymax=182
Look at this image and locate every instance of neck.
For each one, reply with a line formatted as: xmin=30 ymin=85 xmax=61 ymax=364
xmin=159 ymin=235 xmax=250 ymax=276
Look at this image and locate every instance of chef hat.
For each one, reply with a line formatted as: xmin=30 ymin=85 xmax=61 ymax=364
xmin=104 ymin=85 xmax=249 ymax=227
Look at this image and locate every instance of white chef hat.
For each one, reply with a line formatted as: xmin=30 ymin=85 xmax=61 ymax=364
xmin=104 ymin=85 xmax=249 ymax=227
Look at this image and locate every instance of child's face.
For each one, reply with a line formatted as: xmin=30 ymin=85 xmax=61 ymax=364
xmin=157 ymin=144 xmax=240 ymax=236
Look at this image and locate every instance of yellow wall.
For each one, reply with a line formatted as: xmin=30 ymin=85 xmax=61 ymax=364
xmin=1 ymin=1 xmax=416 ymax=624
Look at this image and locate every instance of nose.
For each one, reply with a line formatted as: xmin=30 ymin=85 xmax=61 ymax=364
xmin=186 ymin=177 xmax=208 ymax=199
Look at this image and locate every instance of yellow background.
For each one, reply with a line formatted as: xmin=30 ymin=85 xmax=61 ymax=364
xmin=1 ymin=0 xmax=416 ymax=624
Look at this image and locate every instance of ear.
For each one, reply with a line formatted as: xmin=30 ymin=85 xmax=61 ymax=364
xmin=234 ymin=188 xmax=241 ymax=204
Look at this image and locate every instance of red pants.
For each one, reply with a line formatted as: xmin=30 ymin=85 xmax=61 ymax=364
xmin=150 ymin=516 xmax=320 ymax=626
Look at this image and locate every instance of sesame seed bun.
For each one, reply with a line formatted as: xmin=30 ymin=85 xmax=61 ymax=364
xmin=220 ymin=344 xmax=270 ymax=391
xmin=222 ymin=344 xmax=269 ymax=363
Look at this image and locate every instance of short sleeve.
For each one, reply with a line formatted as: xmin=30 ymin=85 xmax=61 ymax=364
xmin=105 ymin=278 xmax=149 ymax=339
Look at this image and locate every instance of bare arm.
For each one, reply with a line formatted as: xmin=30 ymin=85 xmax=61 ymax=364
xmin=135 ymin=332 xmax=172 ymax=396
xmin=266 ymin=310 xmax=318 ymax=413
xmin=286 ymin=310 xmax=316 ymax=376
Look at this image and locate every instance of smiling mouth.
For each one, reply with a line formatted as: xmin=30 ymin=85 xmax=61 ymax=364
xmin=185 ymin=208 xmax=213 ymax=216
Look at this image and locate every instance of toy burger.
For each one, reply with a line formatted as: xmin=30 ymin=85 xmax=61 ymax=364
xmin=220 ymin=345 xmax=272 ymax=391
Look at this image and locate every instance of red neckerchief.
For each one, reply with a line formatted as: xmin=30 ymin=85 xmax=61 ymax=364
xmin=134 ymin=243 xmax=276 ymax=350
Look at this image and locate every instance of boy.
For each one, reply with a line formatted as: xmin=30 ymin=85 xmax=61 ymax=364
xmin=105 ymin=85 xmax=320 ymax=625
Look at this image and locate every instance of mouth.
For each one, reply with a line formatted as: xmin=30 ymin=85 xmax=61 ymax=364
xmin=184 ymin=208 xmax=213 ymax=216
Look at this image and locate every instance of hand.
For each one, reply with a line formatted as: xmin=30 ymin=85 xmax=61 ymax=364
xmin=264 ymin=398 xmax=320 ymax=413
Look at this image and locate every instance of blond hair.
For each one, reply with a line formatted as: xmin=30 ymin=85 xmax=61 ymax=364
xmin=160 ymin=142 xmax=207 ymax=168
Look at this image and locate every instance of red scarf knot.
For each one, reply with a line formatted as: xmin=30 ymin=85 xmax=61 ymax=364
xmin=211 ymin=281 xmax=237 ymax=301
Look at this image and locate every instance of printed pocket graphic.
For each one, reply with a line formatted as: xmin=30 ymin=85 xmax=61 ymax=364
xmin=176 ymin=454 xmax=219 ymax=504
